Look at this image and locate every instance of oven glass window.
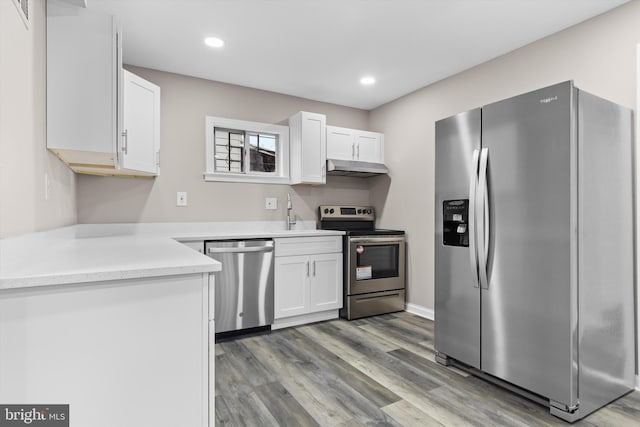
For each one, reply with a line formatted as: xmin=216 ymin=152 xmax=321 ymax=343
xmin=356 ymin=244 xmax=399 ymax=280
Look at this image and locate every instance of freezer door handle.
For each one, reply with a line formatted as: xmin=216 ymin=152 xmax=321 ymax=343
xmin=469 ymin=149 xmax=480 ymax=288
xmin=477 ymin=147 xmax=490 ymax=290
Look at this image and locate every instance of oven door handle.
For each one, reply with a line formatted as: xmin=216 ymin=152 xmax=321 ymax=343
xmin=349 ymin=236 xmax=405 ymax=244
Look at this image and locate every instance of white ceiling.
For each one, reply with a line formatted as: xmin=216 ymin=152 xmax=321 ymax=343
xmin=88 ymin=0 xmax=628 ymax=110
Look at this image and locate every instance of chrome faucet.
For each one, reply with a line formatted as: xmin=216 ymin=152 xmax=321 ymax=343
xmin=286 ymin=193 xmax=296 ymax=230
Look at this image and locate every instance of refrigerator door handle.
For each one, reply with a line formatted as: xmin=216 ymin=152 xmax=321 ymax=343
xmin=478 ymin=147 xmax=490 ymax=290
xmin=469 ymin=149 xmax=481 ymax=288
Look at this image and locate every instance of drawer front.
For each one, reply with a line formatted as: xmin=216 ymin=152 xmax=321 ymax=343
xmin=345 ymin=289 xmax=405 ymax=320
xmin=275 ymin=236 xmax=342 ymax=257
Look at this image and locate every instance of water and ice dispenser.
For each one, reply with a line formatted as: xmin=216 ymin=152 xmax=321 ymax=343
xmin=442 ymin=200 xmax=469 ymax=247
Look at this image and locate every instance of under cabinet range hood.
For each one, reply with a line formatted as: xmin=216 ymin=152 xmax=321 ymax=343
xmin=326 ymin=159 xmax=389 ymax=177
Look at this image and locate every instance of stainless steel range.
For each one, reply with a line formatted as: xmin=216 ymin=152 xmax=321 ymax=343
xmin=319 ymin=205 xmax=406 ymax=320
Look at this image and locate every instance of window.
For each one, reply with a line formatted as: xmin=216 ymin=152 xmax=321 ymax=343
xmin=205 ymin=116 xmax=289 ymax=184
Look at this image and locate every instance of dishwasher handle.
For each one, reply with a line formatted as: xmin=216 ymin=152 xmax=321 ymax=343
xmin=208 ymin=246 xmax=274 ymax=254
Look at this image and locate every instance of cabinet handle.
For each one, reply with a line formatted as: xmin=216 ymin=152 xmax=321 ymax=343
xmin=357 ymin=144 xmax=360 ymax=160
xmin=121 ymin=129 xmax=128 ymax=155
xmin=352 ymin=143 xmax=355 ymax=159
xmin=306 ymin=261 xmax=310 ymax=277
xmin=313 ymin=260 xmax=316 ymax=276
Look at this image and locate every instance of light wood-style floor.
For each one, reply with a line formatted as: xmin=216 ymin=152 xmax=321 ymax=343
xmin=214 ymin=312 xmax=640 ymax=426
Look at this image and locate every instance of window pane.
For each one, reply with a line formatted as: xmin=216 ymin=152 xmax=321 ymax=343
xmin=249 ymin=133 xmax=277 ymax=173
xmin=229 ymin=133 xmax=243 ymax=147
xmin=214 ymin=127 xmax=244 ymax=173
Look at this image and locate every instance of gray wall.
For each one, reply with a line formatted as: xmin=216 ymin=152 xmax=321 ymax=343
xmin=0 ymin=0 xmax=76 ymax=237
xmin=76 ymin=66 xmax=372 ymax=224
xmin=369 ymin=1 xmax=640 ymax=312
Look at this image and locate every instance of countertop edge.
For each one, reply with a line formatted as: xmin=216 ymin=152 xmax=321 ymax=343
xmin=0 ymin=263 xmax=221 ymax=291
xmin=0 ymin=222 xmax=343 ymax=290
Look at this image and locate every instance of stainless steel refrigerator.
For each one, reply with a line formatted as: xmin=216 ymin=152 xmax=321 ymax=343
xmin=434 ymin=81 xmax=635 ymax=422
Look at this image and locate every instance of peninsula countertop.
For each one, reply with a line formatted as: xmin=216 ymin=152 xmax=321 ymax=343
xmin=0 ymin=221 xmax=343 ymax=290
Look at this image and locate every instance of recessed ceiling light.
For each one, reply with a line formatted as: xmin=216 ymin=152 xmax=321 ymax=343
xmin=204 ymin=37 xmax=224 ymax=48
xmin=360 ymin=76 xmax=376 ymax=86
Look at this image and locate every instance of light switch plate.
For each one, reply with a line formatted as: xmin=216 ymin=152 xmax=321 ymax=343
xmin=177 ymin=192 xmax=187 ymax=207
xmin=265 ymin=197 xmax=277 ymax=210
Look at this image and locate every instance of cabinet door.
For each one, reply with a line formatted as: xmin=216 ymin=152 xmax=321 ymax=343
xmin=0 ymin=275 xmax=208 ymax=427
xmin=121 ymin=70 xmax=161 ymax=175
xmin=47 ymin=0 xmax=118 ymax=159
xmin=274 ymin=256 xmax=309 ymax=318
xmin=290 ymin=112 xmax=326 ymax=184
xmin=355 ymin=131 xmax=383 ymax=163
xmin=309 ymin=253 xmax=343 ymax=312
xmin=326 ymin=126 xmax=355 ymax=160
xmin=300 ymin=112 xmax=326 ymax=184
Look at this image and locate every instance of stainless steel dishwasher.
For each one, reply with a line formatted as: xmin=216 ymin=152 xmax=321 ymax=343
xmin=205 ymin=239 xmax=274 ymax=335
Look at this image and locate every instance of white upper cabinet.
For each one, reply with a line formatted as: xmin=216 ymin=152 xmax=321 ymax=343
xmin=121 ymin=70 xmax=161 ymax=174
xmin=326 ymin=125 xmax=384 ymax=164
xmin=325 ymin=127 xmax=354 ymax=160
xmin=289 ymin=111 xmax=326 ymax=184
xmin=46 ymin=0 xmax=160 ymax=177
xmin=355 ymin=130 xmax=383 ymax=163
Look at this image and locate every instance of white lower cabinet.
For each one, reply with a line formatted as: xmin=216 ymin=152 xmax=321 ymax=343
xmin=208 ymin=274 xmax=215 ymax=427
xmin=308 ymin=253 xmax=342 ymax=312
xmin=0 ymin=273 xmax=210 ymax=427
xmin=274 ymin=255 xmax=309 ymax=318
xmin=274 ymin=236 xmax=342 ymax=329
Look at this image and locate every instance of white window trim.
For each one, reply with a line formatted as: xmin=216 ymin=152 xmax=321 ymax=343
xmin=204 ymin=116 xmax=290 ymax=184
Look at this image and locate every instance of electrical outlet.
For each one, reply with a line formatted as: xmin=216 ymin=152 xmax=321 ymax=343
xmin=177 ymin=192 xmax=187 ymax=207
xmin=265 ymin=197 xmax=277 ymax=210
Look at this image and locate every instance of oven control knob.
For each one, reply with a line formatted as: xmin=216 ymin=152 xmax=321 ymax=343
xmin=324 ymin=208 xmax=329 ymax=214
xmin=330 ymin=208 xmax=335 ymax=214
xmin=366 ymin=209 xmax=372 ymax=214
xmin=357 ymin=209 xmax=362 ymax=214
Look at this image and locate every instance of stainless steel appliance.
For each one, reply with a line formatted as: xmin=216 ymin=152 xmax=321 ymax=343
xmin=319 ymin=206 xmax=405 ymax=320
xmin=326 ymin=159 xmax=389 ymax=177
xmin=205 ymin=239 xmax=274 ymax=335
xmin=434 ymin=81 xmax=635 ymax=422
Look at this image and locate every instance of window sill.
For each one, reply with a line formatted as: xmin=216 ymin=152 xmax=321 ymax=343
xmin=203 ymin=172 xmax=291 ymax=185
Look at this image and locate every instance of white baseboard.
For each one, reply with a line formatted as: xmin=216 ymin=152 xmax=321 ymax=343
xmin=405 ymin=303 xmax=434 ymax=320
xmin=271 ymin=310 xmax=339 ymax=330
xmin=636 ymin=374 xmax=640 ymax=391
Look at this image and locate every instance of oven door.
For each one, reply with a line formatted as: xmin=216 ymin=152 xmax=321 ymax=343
xmin=347 ymin=235 xmax=405 ymax=295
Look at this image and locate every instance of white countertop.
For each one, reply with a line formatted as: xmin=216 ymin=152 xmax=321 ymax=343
xmin=0 ymin=221 xmax=343 ymax=290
